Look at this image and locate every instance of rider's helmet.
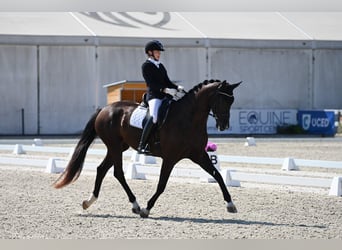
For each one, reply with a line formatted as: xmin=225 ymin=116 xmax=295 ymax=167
xmin=145 ymin=40 xmax=164 ymax=54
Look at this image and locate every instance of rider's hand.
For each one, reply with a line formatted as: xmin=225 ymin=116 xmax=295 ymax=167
xmin=177 ymin=85 xmax=184 ymax=92
xmin=164 ymin=88 xmax=177 ymax=96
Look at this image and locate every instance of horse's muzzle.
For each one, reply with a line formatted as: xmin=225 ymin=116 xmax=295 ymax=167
xmin=216 ymin=121 xmax=229 ymax=131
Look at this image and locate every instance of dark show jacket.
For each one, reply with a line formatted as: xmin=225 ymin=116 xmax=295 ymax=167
xmin=142 ymin=60 xmax=178 ymax=100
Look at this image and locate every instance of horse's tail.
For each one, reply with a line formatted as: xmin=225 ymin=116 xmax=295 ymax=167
xmin=53 ymin=108 xmax=101 ymax=189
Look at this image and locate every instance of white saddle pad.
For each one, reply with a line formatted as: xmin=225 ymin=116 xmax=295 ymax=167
xmin=130 ymin=106 xmax=148 ymax=129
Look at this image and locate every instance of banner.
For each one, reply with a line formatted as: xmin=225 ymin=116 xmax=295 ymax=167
xmin=298 ymin=110 xmax=337 ymax=136
xmin=207 ymin=109 xmax=297 ymax=134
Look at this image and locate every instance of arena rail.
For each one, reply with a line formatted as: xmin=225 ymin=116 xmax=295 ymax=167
xmin=2 ymin=144 xmax=341 ymax=170
xmin=0 ymin=144 xmax=341 ymax=196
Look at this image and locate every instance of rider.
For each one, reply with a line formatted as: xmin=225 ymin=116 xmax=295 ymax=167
xmin=137 ymin=40 xmax=184 ymax=154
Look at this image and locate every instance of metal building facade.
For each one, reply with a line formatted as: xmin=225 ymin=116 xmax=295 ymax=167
xmin=0 ymin=12 xmax=341 ymax=135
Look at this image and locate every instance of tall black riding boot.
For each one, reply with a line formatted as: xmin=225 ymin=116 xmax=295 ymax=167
xmin=137 ymin=117 xmax=155 ymax=154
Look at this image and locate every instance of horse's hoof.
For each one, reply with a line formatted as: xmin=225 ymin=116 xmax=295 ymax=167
xmin=227 ymin=202 xmax=237 ymax=213
xmin=140 ymin=208 xmax=150 ymax=218
xmin=132 ymin=206 xmax=141 ymax=214
xmin=82 ymin=201 xmax=89 ymax=210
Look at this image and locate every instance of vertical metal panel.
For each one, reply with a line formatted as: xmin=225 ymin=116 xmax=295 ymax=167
xmin=0 ymin=45 xmax=37 ymax=134
xmin=39 ymin=46 xmax=96 ymax=134
xmin=162 ymin=47 xmax=207 ymax=87
xmin=313 ymin=49 xmax=342 ymax=109
xmin=210 ymin=48 xmax=312 ymax=109
xmin=97 ymin=46 xmax=145 ymax=107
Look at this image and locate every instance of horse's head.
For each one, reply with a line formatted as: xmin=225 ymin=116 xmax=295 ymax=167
xmin=210 ymin=80 xmax=241 ymax=131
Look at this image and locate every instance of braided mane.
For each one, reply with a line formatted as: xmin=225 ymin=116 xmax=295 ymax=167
xmin=188 ymin=79 xmax=221 ymax=95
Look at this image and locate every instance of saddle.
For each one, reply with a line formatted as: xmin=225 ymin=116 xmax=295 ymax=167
xmin=129 ymin=94 xmax=173 ymax=130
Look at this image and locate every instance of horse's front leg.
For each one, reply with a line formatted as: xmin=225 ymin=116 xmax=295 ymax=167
xmin=190 ymin=151 xmax=237 ymax=213
xmin=140 ymin=160 xmax=174 ymax=218
xmin=112 ymin=155 xmax=141 ymax=214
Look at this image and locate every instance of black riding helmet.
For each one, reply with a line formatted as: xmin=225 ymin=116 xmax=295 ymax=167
xmin=145 ymin=40 xmax=164 ymax=54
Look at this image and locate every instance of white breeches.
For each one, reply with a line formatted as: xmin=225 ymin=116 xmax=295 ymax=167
xmin=148 ymin=98 xmax=162 ymax=124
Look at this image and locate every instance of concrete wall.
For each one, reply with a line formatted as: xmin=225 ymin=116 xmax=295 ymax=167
xmin=0 ymin=40 xmax=342 ymax=135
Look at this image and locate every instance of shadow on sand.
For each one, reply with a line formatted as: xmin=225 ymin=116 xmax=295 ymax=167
xmin=76 ymin=213 xmax=325 ymax=229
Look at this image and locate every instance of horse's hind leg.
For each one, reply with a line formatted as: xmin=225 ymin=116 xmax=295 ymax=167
xmin=190 ymin=151 xmax=237 ymax=213
xmin=82 ymin=154 xmax=113 ymax=210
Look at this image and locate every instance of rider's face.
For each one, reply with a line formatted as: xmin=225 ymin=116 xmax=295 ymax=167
xmin=149 ymin=50 xmax=161 ymax=61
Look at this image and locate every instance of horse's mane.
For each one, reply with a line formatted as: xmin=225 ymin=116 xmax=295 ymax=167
xmin=173 ymin=79 xmax=222 ymax=103
xmin=186 ymin=79 xmax=221 ymax=95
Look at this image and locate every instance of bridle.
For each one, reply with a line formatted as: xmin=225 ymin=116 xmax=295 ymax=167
xmin=209 ymin=91 xmax=234 ymax=119
xmin=217 ymin=91 xmax=233 ymax=98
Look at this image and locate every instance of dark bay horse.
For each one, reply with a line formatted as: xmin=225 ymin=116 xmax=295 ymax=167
xmin=54 ymin=79 xmax=241 ymax=218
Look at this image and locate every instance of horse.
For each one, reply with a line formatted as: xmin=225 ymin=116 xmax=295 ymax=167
xmin=53 ymin=79 xmax=241 ymax=218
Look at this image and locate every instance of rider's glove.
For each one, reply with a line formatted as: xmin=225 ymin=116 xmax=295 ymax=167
xmin=164 ymin=88 xmax=177 ymax=96
xmin=177 ymin=85 xmax=184 ymax=92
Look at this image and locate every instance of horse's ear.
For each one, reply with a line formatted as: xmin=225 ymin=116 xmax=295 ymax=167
xmin=231 ymin=81 xmax=242 ymax=90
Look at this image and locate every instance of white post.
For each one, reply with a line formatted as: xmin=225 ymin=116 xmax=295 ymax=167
xmin=13 ymin=144 xmax=25 ymax=155
xmin=46 ymin=158 xmax=64 ymax=174
xmin=32 ymin=138 xmax=43 ymax=146
xmin=329 ymin=176 xmax=342 ymax=196
xmin=244 ymin=137 xmax=256 ymax=146
xmin=221 ymin=169 xmax=241 ymax=187
xmin=139 ymin=155 xmax=157 ymax=164
xmin=125 ymin=163 xmax=146 ymax=180
xmin=282 ymin=157 xmax=298 ymax=171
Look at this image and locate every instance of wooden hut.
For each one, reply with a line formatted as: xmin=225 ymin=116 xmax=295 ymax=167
xmin=103 ymin=80 xmax=147 ymax=104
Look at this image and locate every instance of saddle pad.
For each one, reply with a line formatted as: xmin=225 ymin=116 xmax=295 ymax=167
xmin=130 ymin=106 xmax=147 ymax=129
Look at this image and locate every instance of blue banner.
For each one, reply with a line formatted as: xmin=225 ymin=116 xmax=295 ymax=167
xmin=298 ymin=110 xmax=336 ymax=136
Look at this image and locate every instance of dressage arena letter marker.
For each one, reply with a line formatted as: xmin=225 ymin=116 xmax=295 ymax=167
xmin=329 ymin=176 xmax=342 ymax=196
xmin=208 ymin=152 xmax=220 ymax=171
xmin=200 ymin=152 xmax=221 ymax=183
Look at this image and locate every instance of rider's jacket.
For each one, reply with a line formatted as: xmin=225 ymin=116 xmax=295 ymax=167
xmin=142 ymin=59 xmax=178 ymax=100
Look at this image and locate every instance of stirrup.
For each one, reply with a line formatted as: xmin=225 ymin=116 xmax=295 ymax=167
xmin=137 ymin=144 xmax=151 ymax=155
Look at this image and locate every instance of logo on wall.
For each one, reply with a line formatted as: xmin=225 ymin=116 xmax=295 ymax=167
xmin=81 ymin=12 xmax=171 ymax=29
xmin=247 ymin=112 xmax=258 ymax=124
xmin=302 ymin=114 xmax=311 ymax=130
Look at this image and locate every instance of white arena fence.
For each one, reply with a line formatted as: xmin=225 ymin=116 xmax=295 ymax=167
xmin=0 ymin=143 xmax=341 ymax=196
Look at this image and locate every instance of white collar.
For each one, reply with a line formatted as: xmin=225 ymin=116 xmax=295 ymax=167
xmin=148 ymin=57 xmax=161 ymax=68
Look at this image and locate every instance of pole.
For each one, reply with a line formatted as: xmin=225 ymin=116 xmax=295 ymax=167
xmin=21 ymin=108 xmax=25 ymax=135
